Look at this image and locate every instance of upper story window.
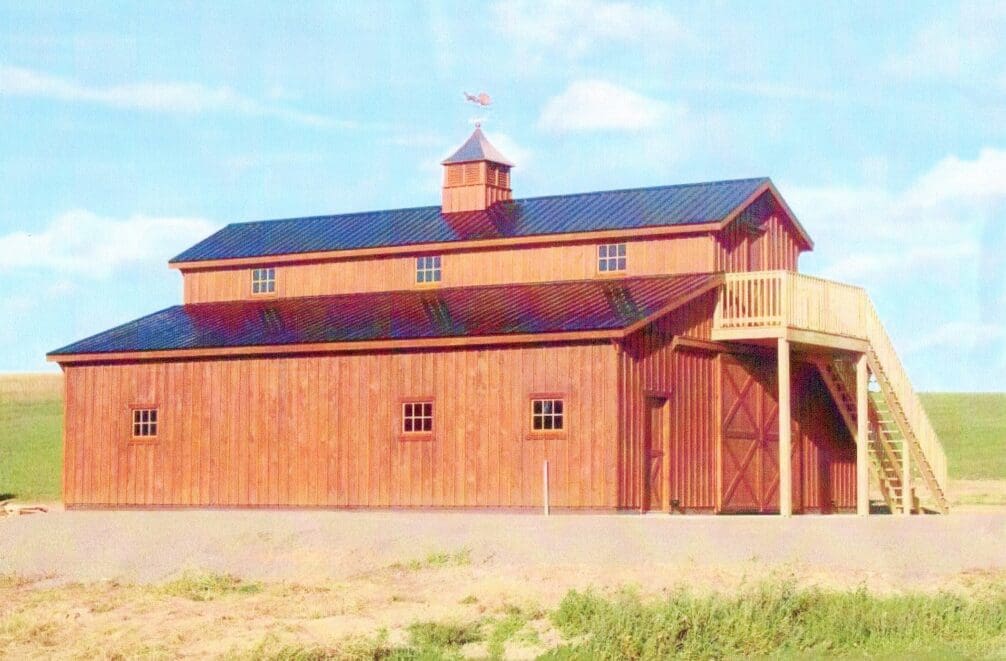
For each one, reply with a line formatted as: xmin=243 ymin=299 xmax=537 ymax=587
xmin=132 ymin=408 xmax=158 ymax=438
xmin=531 ymin=398 xmax=564 ymax=432
xmin=598 ymin=243 xmax=627 ymax=273
xmin=416 ymin=256 xmax=442 ymax=284
xmin=252 ymin=267 xmax=276 ymax=294
xmin=402 ymin=401 xmax=434 ymax=435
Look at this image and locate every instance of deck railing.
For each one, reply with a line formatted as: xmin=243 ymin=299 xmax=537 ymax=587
xmin=712 ymin=270 xmax=948 ymax=502
xmin=713 ymin=270 xmax=867 ymax=338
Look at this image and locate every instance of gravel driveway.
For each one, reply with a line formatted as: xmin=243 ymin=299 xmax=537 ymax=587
xmin=3 ymin=510 xmax=1005 ymax=588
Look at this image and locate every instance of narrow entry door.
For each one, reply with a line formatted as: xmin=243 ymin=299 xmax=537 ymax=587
xmin=644 ymin=396 xmax=668 ymax=512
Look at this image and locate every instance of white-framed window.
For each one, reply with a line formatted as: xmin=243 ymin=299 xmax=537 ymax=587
xmin=402 ymin=401 xmax=434 ymax=434
xmin=416 ymin=256 xmax=442 ymax=284
xmin=132 ymin=408 xmax=158 ymax=438
xmin=598 ymin=243 xmax=627 ymax=273
xmin=252 ymin=267 xmax=276 ymax=294
xmin=531 ymin=398 xmax=564 ymax=431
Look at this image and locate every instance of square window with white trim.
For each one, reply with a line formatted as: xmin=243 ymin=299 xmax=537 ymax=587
xmin=132 ymin=408 xmax=158 ymax=438
xmin=402 ymin=401 xmax=433 ymax=434
xmin=252 ymin=267 xmax=276 ymax=294
xmin=598 ymin=243 xmax=627 ymax=273
xmin=416 ymin=255 xmax=442 ymax=283
xmin=531 ymin=398 xmax=564 ymax=431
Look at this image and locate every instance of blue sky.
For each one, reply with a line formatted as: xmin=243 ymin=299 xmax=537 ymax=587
xmin=1 ymin=1 xmax=1004 ymax=390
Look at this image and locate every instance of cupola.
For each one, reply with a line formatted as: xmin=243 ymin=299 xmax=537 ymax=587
xmin=441 ymin=126 xmax=514 ymax=213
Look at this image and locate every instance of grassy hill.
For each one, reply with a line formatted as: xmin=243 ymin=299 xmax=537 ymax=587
xmin=0 ymin=374 xmax=1002 ymax=502
xmin=920 ymin=393 xmax=1006 ymax=481
xmin=0 ymin=374 xmax=62 ymax=500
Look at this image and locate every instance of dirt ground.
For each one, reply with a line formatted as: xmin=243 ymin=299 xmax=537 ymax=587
xmin=4 ymin=506 xmax=1006 ymax=590
xmin=3 ymin=491 xmax=1006 ymax=658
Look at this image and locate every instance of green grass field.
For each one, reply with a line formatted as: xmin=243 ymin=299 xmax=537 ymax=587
xmin=0 ymin=374 xmax=62 ymax=501
xmin=0 ymin=375 xmax=1002 ymax=501
xmin=920 ymin=393 xmax=1006 ymax=481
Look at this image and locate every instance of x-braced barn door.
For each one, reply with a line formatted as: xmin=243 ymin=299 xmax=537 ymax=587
xmin=719 ymin=356 xmax=800 ymax=513
xmin=643 ymin=396 xmax=670 ymax=512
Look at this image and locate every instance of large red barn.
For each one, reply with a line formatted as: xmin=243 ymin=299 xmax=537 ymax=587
xmin=48 ymin=128 xmax=949 ymax=514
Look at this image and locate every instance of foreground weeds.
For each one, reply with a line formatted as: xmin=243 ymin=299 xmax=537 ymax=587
xmin=158 ymin=571 xmax=263 ymax=601
xmin=546 ymin=579 xmax=1006 ymax=659
xmin=390 ymin=548 xmax=473 ymax=572
xmin=2 ymin=574 xmax=1005 ymax=659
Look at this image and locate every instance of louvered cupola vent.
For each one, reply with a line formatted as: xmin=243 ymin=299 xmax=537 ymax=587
xmin=441 ymin=127 xmax=514 ymax=213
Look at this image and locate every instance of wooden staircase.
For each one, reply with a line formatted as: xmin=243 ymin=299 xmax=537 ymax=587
xmin=814 ymin=359 xmax=913 ymax=513
xmin=713 ymin=271 xmax=950 ymax=514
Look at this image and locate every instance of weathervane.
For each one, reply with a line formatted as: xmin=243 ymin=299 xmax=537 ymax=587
xmin=464 ymin=91 xmax=492 ymax=127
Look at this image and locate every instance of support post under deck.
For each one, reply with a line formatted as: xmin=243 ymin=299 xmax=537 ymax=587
xmin=778 ymin=337 xmax=792 ymax=517
xmin=856 ymin=354 xmax=870 ymax=516
xmin=902 ymin=439 xmax=912 ymax=514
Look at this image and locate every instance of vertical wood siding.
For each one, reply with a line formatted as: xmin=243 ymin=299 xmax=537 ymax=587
xmin=795 ymin=363 xmax=857 ymax=511
xmin=617 ymin=292 xmax=855 ymax=513
xmin=715 ymin=192 xmax=802 ymax=272
xmin=181 ymin=235 xmax=716 ymax=303
xmin=63 ymin=342 xmax=619 ymax=509
xmin=618 ymin=292 xmax=718 ymax=511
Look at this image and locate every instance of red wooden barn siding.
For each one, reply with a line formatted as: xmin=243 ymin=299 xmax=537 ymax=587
xmin=62 ymin=342 xmax=619 ymax=509
xmin=616 ymin=290 xmax=856 ymax=513
xmin=617 ymin=291 xmax=718 ymax=510
xmin=795 ymin=363 xmax=857 ymax=511
xmin=715 ymin=192 xmax=802 ymax=272
xmin=715 ymin=354 xmax=857 ymax=513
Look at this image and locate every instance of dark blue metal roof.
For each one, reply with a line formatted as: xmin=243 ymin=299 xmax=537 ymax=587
xmin=48 ymin=274 xmax=719 ymax=356
xmin=170 ymin=178 xmax=769 ymax=263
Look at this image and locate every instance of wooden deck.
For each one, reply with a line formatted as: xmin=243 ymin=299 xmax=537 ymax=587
xmin=711 ymin=270 xmax=949 ymax=513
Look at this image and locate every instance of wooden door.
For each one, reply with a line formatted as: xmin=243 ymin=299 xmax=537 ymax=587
xmin=720 ymin=356 xmax=799 ymax=513
xmin=643 ymin=396 xmax=668 ymax=512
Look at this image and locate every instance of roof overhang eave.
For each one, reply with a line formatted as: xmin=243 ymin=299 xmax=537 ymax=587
xmin=46 ymin=328 xmax=626 ymax=365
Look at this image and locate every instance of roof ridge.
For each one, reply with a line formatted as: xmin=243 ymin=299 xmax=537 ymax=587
xmin=508 ymin=177 xmax=770 ymax=204
xmin=211 ymin=177 xmax=771 ymax=229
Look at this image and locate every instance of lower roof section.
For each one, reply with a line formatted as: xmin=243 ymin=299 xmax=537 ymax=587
xmin=48 ymin=273 xmax=721 ymax=362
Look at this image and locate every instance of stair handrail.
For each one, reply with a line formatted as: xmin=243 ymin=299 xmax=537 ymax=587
xmin=859 ymin=295 xmax=949 ymax=496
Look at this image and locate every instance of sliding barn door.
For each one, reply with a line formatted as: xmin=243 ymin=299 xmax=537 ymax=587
xmin=719 ymin=355 xmax=800 ymax=513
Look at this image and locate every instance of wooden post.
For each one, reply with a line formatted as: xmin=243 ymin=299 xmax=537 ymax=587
xmin=778 ymin=337 xmax=792 ymax=517
xmin=856 ymin=354 xmax=869 ymax=516
xmin=902 ymin=440 xmax=912 ymax=515
xmin=543 ymin=459 xmax=550 ymax=516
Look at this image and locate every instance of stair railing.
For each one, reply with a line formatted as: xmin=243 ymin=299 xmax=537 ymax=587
xmin=714 ymin=271 xmax=949 ymax=507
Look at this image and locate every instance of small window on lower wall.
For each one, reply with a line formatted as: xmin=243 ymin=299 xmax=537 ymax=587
xmin=402 ymin=401 xmax=433 ymax=438
xmin=132 ymin=408 xmax=158 ymax=438
xmin=531 ymin=398 xmax=564 ymax=432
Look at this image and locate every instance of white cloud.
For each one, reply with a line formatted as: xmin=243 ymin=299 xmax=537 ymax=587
xmin=901 ymin=321 xmax=1006 ymax=355
xmin=0 ymin=64 xmax=352 ymax=129
xmin=493 ymin=0 xmax=685 ymax=61
xmin=785 ymin=148 xmax=1006 ymax=391
xmin=0 ymin=210 xmax=219 ymax=279
xmin=537 ymin=80 xmax=678 ymax=133
xmin=787 ymin=147 xmax=1006 ymax=283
